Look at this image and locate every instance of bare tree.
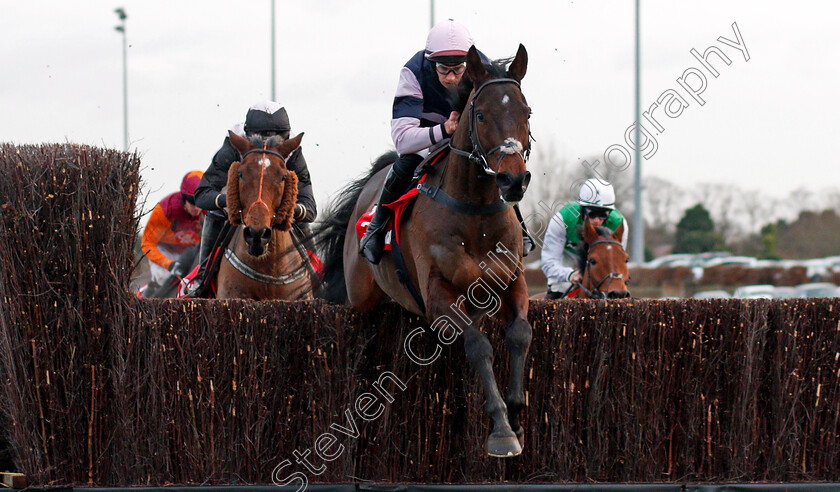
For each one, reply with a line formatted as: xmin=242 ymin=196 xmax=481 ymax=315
xmin=643 ymin=176 xmax=686 ymax=231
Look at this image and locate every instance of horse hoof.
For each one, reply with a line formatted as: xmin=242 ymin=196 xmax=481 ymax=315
xmin=486 ymin=434 xmax=522 ymax=458
xmin=514 ymin=426 xmax=525 ymax=448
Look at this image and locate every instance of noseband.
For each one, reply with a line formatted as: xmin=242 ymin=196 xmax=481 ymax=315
xmin=578 ymin=239 xmax=627 ymax=299
xmin=449 ymin=78 xmax=532 ymax=177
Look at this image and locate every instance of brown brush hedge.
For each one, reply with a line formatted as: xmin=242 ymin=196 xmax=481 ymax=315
xmin=1 ymin=144 xmax=839 ymax=486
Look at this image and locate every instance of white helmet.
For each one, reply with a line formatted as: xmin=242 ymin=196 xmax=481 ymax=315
xmin=425 ymin=19 xmax=474 ymax=64
xmin=578 ymin=178 xmax=616 ymax=210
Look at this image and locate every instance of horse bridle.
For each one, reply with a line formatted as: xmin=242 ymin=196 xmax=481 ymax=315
xmin=578 ymin=239 xmax=627 ymax=299
xmin=449 ymin=78 xmax=532 ymax=177
xmin=239 ymin=143 xmax=288 ymax=222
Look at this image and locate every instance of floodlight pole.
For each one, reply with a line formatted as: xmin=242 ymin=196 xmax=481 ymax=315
xmin=430 ymin=0 xmax=435 ymax=29
xmin=271 ymin=0 xmax=276 ymax=100
xmin=114 ymin=8 xmax=128 ymax=152
xmin=632 ymin=0 xmax=645 ymax=263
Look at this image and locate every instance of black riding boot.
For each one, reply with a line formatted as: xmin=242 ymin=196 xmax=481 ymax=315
xmin=359 ymin=154 xmax=422 ymax=264
xmin=189 ymin=212 xmax=226 ymax=295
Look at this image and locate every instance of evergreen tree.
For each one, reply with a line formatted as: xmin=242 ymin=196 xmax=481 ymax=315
xmin=759 ymin=222 xmax=779 ymax=259
xmin=674 ymin=203 xmax=724 ymax=253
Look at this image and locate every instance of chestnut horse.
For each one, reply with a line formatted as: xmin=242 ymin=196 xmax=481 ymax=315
xmin=576 ymin=219 xmax=630 ymax=299
xmin=318 ymin=46 xmax=533 ymax=457
xmin=217 ymin=131 xmax=312 ymax=300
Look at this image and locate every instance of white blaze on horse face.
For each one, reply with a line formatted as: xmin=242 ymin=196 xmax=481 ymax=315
xmin=500 ymin=138 xmax=523 ymax=155
xmin=260 ymin=157 xmax=270 ymax=169
xmin=502 ymin=94 xmax=510 ymax=105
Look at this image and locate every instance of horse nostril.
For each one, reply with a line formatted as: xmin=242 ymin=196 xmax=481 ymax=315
xmin=522 ymin=171 xmax=531 ymax=191
xmin=243 ymin=226 xmax=255 ymax=242
xmin=495 ymin=173 xmax=512 ymax=190
xmin=259 ymin=227 xmax=271 ymax=242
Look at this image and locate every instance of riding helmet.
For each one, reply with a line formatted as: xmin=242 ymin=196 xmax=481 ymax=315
xmin=425 ymin=19 xmax=474 ymax=65
xmin=244 ymin=100 xmax=291 ymax=136
xmin=180 ymin=170 xmax=204 ymax=205
xmin=578 ymin=178 xmax=616 ymax=210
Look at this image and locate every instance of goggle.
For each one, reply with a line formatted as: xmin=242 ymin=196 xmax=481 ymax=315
xmin=584 ymin=207 xmax=610 ymax=219
xmin=435 ymin=62 xmax=467 ymax=76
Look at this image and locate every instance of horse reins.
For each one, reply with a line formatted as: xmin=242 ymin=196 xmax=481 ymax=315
xmin=578 ymin=239 xmax=626 ymax=299
xmin=449 ymin=78 xmax=532 ymax=176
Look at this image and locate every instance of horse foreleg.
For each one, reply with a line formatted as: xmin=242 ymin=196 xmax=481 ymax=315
xmin=500 ymin=275 xmax=532 ymax=448
xmin=424 ymin=273 xmax=521 ymax=458
xmin=463 ymin=324 xmax=522 ymax=457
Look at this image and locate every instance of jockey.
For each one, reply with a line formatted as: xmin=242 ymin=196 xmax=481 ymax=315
xmin=189 ymin=101 xmax=316 ymax=292
xmin=141 ymin=170 xmax=204 ymax=288
xmin=359 ymin=19 xmax=535 ymax=264
xmin=540 ymin=178 xmax=629 ymax=299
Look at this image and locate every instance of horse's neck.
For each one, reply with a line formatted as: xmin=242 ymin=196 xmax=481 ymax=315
xmin=438 ymin=147 xmax=500 ymax=205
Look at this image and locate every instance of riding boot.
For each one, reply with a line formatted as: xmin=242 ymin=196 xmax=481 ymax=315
xmin=513 ymin=204 xmax=535 ymax=257
xmin=188 ymin=212 xmax=226 ymax=295
xmin=359 ymin=154 xmax=422 ymax=264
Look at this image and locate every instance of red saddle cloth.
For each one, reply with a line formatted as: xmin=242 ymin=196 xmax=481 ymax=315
xmin=355 ymin=150 xmax=447 ymax=248
xmin=178 ymin=263 xmax=217 ymax=299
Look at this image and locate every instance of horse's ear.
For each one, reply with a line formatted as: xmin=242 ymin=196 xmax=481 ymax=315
xmin=507 ymin=44 xmax=528 ymax=82
xmin=278 ymin=132 xmax=304 ymax=158
xmin=612 ymin=220 xmax=624 ymax=242
xmin=583 ymin=216 xmax=598 ymax=244
xmin=465 ymin=46 xmax=487 ymax=85
xmin=229 ymin=130 xmax=250 ymax=155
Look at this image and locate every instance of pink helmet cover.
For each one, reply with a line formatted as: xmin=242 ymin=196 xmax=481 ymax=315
xmin=425 ymin=19 xmax=473 ymax=61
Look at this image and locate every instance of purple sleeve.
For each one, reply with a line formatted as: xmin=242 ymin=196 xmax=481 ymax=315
xmin=390 ymin=67 xmax=446 ymax=155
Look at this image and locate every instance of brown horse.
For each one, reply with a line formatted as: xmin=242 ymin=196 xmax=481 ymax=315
xmin=318 ymin=45 xmax=532 ymax=457
xmin=576 ymin=219 xmax=630 ymax=299
xmin=216 ymin=131 xmax=312 ymax=300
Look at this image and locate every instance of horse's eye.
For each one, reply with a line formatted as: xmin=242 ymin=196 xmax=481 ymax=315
xmin=475 ymin=111 xmax=485 ymax=123
xmin=238 ymin=170 xmax=244 ymax=179
xmin=588 ymin=258 xmax=597 ymax=266
xmin=625 ymin=257 xmax=629 ymax=263
xmin=527 ymin=108 xmax=532 ymax=119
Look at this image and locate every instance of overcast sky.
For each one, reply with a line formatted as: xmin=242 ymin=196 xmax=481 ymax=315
xmin=3 ymin=1 xmax=838 ymax=226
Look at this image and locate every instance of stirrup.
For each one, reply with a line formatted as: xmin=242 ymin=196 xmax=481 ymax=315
xmin=359 ymin=226 xmax=387 ymax=264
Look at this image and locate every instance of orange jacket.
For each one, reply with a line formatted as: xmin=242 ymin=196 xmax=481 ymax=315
xmin=141 ymin=192 xmax=201 ymax=269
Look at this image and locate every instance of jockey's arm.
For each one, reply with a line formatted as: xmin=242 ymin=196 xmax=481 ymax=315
xmin=540 ymin=213 xmax=575 ymax=288
xmin=287 ymin=149 xmax=317 ymax=222
xmin=141 ymin=204 xmax=175 ymax=269
xmin=194 ymin=139 xmax=238 ymax=212
xmin=390 ymin=67 xmax=449 ymax=155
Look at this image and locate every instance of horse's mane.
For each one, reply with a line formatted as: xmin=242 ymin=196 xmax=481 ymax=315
xmin=575 ymin=224 xmax=614 ymax=273
xmin=448 ymin=56 xmax=516 ymax=113
xmin=313 ymin=151 xmax=398 ymax=303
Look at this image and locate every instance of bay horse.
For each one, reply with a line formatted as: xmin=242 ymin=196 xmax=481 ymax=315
xmin=576 ymin=218 xmax=630 ymax=299
xmin=216 ymin=131 xmax=312 ymax=300
xmin=318 ymin=45 xmax=533 ymax=457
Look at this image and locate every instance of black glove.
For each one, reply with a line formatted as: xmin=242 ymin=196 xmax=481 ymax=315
xmin=214 ymin=193 xmax=227 ymax=210
xmin=168 ymin=261 xmax=188 ymax=277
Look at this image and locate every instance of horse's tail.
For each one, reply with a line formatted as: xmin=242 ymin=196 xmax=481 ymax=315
xmin=314 ymin=151 xmax=397 ymax=303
